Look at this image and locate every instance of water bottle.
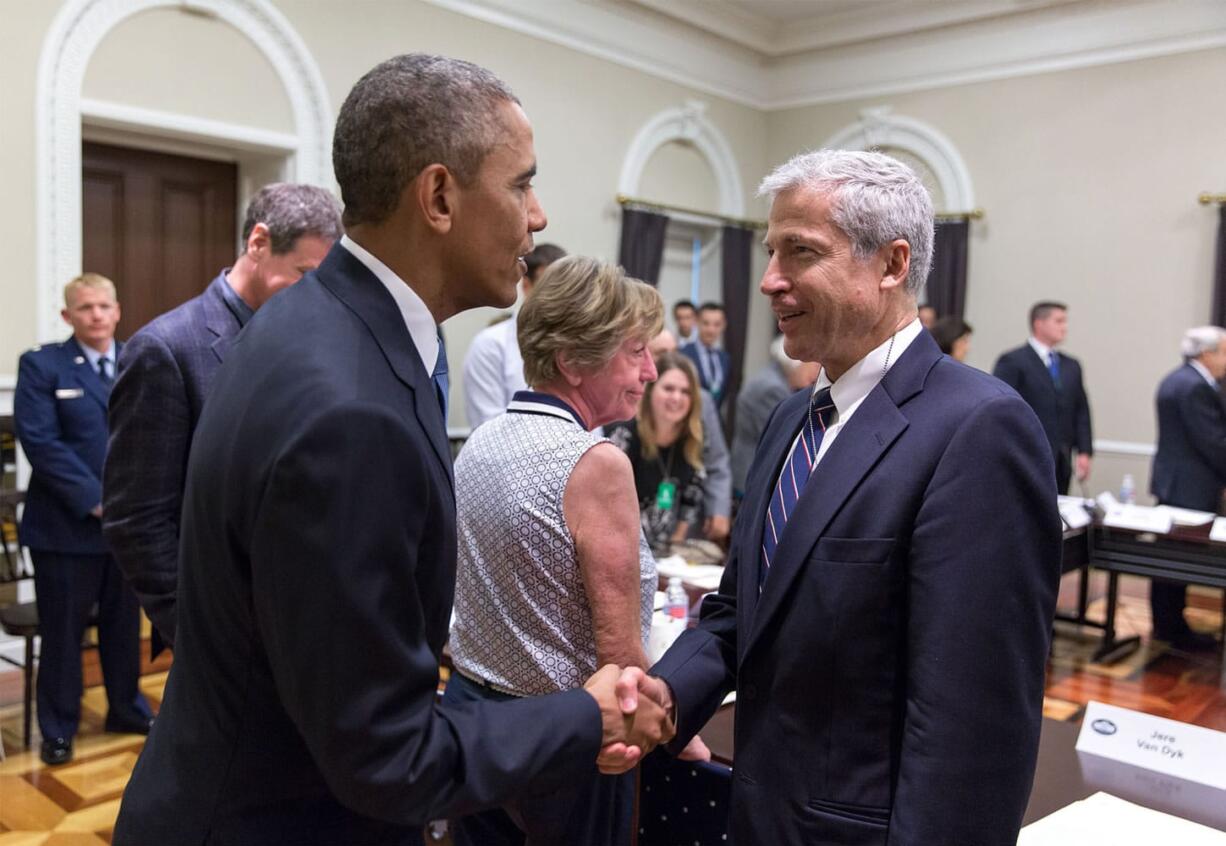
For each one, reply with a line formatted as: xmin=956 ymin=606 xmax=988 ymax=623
xmin=664 ymin=577 xmax=688 ymax=621
xmin=1119 ymin=473 xmax=1136 ymax=505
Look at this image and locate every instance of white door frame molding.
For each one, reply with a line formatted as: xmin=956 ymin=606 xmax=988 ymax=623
xmin=619 ymin=99 xmax=745 ymax=219
xmin=823 ymin=107 xmax=976 ymax=211
xmin=35 ymin=0 xmax=332 ymax=342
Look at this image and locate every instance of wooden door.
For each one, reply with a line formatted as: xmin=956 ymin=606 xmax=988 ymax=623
xmin=82 ymin=142 xmax=238 ymax=339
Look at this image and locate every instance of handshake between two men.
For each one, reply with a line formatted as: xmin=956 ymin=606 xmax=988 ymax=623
xmin=584 ymin=665 xmax=687 ymax=774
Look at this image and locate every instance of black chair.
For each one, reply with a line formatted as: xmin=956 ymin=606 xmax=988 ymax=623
xmin=638 ymin=749 xmax=732 ymax=846
xmin=0 ymin=487 xmax=39 ymax=748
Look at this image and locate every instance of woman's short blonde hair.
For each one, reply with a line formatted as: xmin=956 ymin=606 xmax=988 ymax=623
xmin=519 ymin=256 xmax=664 ymax=387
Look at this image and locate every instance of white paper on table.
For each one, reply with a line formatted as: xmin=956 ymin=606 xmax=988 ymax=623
xmin=1057 ymin=495 xmax=1094 ymax=509
xmin=1017 ymin=792 xmax=1226 ymax=845
xmin=1154 ymin=505 xmax=1216 ymax=527
xmin=1059 ymin=501 xmax=1091 ymax=530
xmin=655 ymin=555 xmax=725 ymax=585
xmin=648 ymin=612 xmax=686 ymax=663
xmin=1211 ymin=517 xmax=1226 ymax=543
xmin=1101 ymin=503 xmax=1173 ymax=534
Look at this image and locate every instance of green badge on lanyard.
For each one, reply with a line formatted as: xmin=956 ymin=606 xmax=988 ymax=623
xmin=656 ymin=480 xmax=677 ymax=511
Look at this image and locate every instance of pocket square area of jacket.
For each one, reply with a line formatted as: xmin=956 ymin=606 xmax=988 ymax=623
xmin=55 ymin=388 xmax=85 ymax=399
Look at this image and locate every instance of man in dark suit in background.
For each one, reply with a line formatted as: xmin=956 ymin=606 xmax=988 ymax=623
xmin=673 ymin=299 xmax=697 ymax=344
xmin=731 ymin=335 xmax=819 ymax=496
xmin=993 ymin=301 xmax=1093 ymax=493
xmin=103 ymin=183 xmax=341 ymax=656
xmin=1149 ymin=325 xmax=1226 ymax=650
xmin=113 ymin=54 xmax=668 ymax=846
xmin=681 ymin=302 xmax=732 ymax=413
xmin=620 ymin=150 xmax=1061 ymax=844
xmin=14 ymin=274 xmax=153 ymax=766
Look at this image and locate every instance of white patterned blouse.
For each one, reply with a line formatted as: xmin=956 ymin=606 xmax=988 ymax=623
xmin=449 ymin=391 xmax=657 ymax=696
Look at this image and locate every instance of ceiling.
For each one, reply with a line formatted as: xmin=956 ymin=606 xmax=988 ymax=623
xmin=424 ymin=0 xmax=1226 ymax=109
xmin=624 ymin=0 xmax=1082 ymax=57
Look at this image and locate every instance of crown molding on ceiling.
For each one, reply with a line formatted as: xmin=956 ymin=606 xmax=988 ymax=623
xmin=627 ymin=0 xmax=1082 ymax=58
xmin=423 ymin=0 xmax=1226 ymax=111
xmin=421 ymin=0 xmax=768 ymax=107
xmin=766 ymin=0 xmax=1226 ymax=109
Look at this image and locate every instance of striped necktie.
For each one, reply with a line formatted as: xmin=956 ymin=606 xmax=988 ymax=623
xmin=761 ymin=387 xmax=836 ymax=587
xmin=432 ymin=332 xmax=449 ymax=423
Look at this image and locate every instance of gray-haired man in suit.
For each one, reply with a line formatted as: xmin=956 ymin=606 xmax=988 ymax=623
xmin=103 ymin=183 xmax=342 ymax=654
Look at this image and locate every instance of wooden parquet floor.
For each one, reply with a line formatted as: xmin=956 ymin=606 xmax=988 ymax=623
xmin=0 ymin=572 xmax=1222 ymax=842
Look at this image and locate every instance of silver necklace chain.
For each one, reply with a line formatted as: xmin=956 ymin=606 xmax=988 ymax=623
xmin=807 ymin=328 xmax=899 ymax=459
xmin=882 ymin=330 xmax=897 ymax=381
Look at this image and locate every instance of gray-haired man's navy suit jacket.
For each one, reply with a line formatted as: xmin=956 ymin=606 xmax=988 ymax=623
xmin=113 ymin=244 xmax=602 ymax=845
xmin=652 ymin=330 xmax=1061 ymax=845
xmin=1151 ymin=362 xmax=1226 ymax=511
xmin=104 ymin=273 xmax=239 ymax=653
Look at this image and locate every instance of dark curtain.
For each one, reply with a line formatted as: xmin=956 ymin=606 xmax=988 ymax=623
xmin=618 ymin=208 xmax=669 ymax=285
xmin=720 ymin=225 xmax=754 ymax=437
xmin=925 ymin=219 xmax=970 ymax=319
xmin=1214 ymin=206 xmax=1226 ymax=328
xmin=1217 ymin=207 xmax=1226 ymax=407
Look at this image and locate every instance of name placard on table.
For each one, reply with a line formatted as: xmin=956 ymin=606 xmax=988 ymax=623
xmin=1076 ymin=701 xmax=1226 ymax=790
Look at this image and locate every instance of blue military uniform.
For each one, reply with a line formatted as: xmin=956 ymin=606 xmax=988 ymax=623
xmin=14 ymin=336 xmax=151 ymax=755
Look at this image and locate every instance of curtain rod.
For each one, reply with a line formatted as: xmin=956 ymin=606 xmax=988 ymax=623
xmin=935 ymin=208 xmax=985 ymax=220
xmin=616 ymin=194 xmax=767 ymax=229
xmin=1198 ymin=192 xmax=1226 ymax=205
xmin=617 ymin=193 xmax=984 ymax=226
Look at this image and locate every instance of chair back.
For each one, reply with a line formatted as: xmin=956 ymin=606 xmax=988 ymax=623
xmin=0 ymin=414 xmax=30 ymax=584
xmin=637 ymin=750 xmax=731 ymax=845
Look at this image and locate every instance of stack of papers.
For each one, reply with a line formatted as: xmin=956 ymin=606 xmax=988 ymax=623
xmin=1057 ymin=498 xmax=1091 ymax=530
xmin=1017 ymin=792 xmax=1226 ymax=845
xmin=1094 ymin=493 xmax=1174 ymax=533
xmin=1154 ymin=505 xmax=1216 ymax=527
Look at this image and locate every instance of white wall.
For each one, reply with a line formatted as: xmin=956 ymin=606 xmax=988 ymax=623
xmin=0 ymin=0 xmax=770 ymax=430
xmin=4 ymin=0 xmax=1223 ymax=492
xmin=768 ymin=46 xmax=1226 ymax=500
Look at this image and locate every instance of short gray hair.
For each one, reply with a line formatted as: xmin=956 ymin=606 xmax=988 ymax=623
xmin=758 ymin=149 xmax=935 ymax=294
xmin=333 ymin=53 xmax=519 ymax=227
xmin=241 ymin=183 xmax=342 ymax=254
xmin=1181 ymin=325 xmax=1226 ymax=359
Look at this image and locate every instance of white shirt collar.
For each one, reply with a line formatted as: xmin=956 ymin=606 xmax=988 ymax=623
xmin=77 ymin=340 xmax=115 ymax=368
xmin=813 ymin=318 xmax=924 ymax=417
xmin=1189 ymin=358 xmax=1219 ymax=388
xmin=340 ymin=234 xmax=439 ymax=375
xmin=1028 ymin=336 xmax=1055 ymax=362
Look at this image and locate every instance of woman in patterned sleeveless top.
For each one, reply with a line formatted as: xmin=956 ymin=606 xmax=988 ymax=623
xmin=445 ymin=257 xmax=701 ymax=846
